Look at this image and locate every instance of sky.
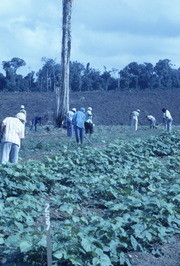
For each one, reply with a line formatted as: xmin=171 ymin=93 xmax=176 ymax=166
xmin=0 ymin=0 xmax=180 ymax=77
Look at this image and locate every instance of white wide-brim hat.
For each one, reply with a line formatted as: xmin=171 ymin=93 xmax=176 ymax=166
xmin=16 ymin=112 xmax=26 ymax=122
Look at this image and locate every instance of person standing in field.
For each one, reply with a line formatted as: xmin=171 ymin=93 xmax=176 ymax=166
xmin=146 ymin=115 xmax=156 ymax=129
xmin=162 ymin=108 xmax=173 ymax=132
xmin=162 ymin=109 xmax=167 ymax=129
xmin=30 ymin=116 xmax=43 ymax=131
xmin=130 ymin=109 xmax=140 ymax=131
xmin=19 ymin=105 xmax=27 ymax=135
xmin=84 ymin=107 xmax=94 ymax=137
xmin=0 ymin=113 xmax=26 ymax=164
xmin=66 ymin=108 xmax=76 ymax=137
xmin=72 ymin=108 xmax=86 ymax=144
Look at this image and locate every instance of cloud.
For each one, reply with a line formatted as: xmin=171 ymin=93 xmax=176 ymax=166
xmin=0 ymin=0 xmax=61 ymax=75
xmin=0 ymin=0 xmax=180 ymax=76
xmin=72 ymin=0 xmax=180 ymax=37
xmin=71 ymin=0 xmax=180 ymax=71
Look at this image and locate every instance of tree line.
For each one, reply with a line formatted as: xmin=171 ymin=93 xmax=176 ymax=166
xmin=0 ymin=57 xmax=180 ymax=92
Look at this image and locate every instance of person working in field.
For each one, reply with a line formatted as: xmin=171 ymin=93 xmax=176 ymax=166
xmin=72 ymin=108 xmax=86 ymax=144
xmin=30 ymin=116 xmax=43 ymax=131
xmin=146 ymin=115 xmax=156 ymax=129
xmin=84 ymin=107 xmax=94 ymax=137
xmin=130 ymin=109 xmax=140 ymax=131
xmin=19 ymin=105 xmax=27 ymax=135
xmin=0 ymin=113 xmax=25 ymax=164
xmin=162 ymin=108 xmax=173 ymax=132
xmin=66 ymin=108 xmax=76 ymax=137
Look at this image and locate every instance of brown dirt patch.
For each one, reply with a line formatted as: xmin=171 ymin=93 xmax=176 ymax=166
xmin=0 ymin=90 xmax=180 ymax=126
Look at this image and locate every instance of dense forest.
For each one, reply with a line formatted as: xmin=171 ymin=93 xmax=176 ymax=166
xmin=0 ymin=57 xmax=180 ymax=92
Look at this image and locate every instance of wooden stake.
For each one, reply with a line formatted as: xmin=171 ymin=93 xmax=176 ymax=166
xmin=45 ymin=203 xmax=52 ymax=266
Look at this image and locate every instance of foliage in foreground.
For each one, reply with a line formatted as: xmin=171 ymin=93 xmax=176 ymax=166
xmin=0 ymin=131 xmax=179 ymax=265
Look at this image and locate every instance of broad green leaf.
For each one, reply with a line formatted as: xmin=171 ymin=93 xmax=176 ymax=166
xmin=38 ymin=235 xmax=46 ymax=247
xmin=81 ymin=238 xmax=92 ymax=252
xmin=0 ymin=237 xmax=4 ymax=244
xmin=14 ymin=221 xmax=24 ymax=231
xmin=53 ymin=250 xmax=63 ymax=259
xmin=119 ymin=252 xmax=125 ymax=265
xmin=145 ymin=231 xmax=152 ymax=241
xmin=19 ymin=240 xmax=32 ymax=252
xmin=5 ymin=234 xmax=20 ymax=247
xmin=99 ymin=253 xmax=112 ymax=266
xmin=130 ymin=235 xmax=138 ymax=250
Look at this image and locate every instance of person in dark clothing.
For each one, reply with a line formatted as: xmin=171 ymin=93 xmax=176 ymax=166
xmin=30 ymin=116 xmax=43 ymax=131
xmin=84 ymin=107 xmax=94 ymax=137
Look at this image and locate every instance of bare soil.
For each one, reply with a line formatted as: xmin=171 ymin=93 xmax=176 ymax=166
xmin=0 ymin=89 xmax=180 ymax=126
xmin=128 ymin=234 xmax=180 ymax=266
xmin=80 ymin=201 xmax=180 ymax=266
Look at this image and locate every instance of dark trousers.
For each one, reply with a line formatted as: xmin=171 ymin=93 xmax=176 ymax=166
xmin=85 ymin=122 xmax=93 ymax=134
xmin=30 ymin=120 xmax=38 ymax=131
xmin=66 ymin=120 xmax=73 ymax=137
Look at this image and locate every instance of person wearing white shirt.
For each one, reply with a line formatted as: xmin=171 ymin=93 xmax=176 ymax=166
xmin=19 ymin=104 xmax=26 ymax=137
xmin=130 ymin=109 xmax=140 ymax=131
xmin=146 ymin=115 xmax=156 ymax=129
xmin=162 ymin=108 xmax=173 ymax=132
xmin=66 ymin=108 xmax=76 ymax=137
xmin=0 ymin=113 xmax=26 ymax=164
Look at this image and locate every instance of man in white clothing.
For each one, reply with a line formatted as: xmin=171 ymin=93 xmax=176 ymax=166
xmin=19 ymin=105 xmax=26 ymax=136
xmin=130 ymin=109 xmax=140 ymax=131
xmin=0 ymin=113 xmax=26 ymax=164
xmin=66 ymin=108 xmax=76 ymax=137
xmin=162 ymin=108 xmax=173 ymax=132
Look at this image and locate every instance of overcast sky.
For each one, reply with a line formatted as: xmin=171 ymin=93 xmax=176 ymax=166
xmin=0 ymin=0 xmax=180 ymax=76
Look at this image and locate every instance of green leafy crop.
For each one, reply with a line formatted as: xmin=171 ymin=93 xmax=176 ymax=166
xmin=0 ymin=131 xmax=179 ymax=265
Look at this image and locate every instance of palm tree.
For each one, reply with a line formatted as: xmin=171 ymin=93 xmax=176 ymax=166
xmin=56 ymin=0 xmax=73 ymax=126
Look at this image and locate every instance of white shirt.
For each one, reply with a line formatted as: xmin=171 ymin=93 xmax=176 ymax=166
xmin=165 ymin=110 xmax=172 ymax=119
xmin=85 ymin=110 xmax=93 ymax=123
xmin=147 ymin=115 xmax=156 ymax=121
xmin=1 ymin=117 xmax=24 ymax=146
xmin=131 ymin=111 xmax=139 ymax=120
xmin=66 ymin=110 xmax=75 ymax=121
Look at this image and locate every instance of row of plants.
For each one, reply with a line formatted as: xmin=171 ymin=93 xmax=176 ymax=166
xmin=0 ymin=131 xmax=179 ymax=265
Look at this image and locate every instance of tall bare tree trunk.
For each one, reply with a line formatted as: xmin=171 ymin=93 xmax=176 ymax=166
xmin=56 ymin=0 xmax=72 ymax=126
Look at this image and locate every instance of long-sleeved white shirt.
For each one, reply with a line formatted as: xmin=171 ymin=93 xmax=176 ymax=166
xmin=165 ymin=110 xmax=172 ymax=119
xmin=1 ymin=117 xmax=24 ymax=146
xmin=147 ymin=115 xmax=156 ymax=121
xmin=131 ymin=111 xmax=139 ymax=120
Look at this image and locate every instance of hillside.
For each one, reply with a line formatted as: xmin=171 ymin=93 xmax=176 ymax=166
xmin=0 ymin=89 xmax=180 ymax=126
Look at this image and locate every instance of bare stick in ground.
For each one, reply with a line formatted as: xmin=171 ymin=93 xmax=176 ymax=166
xmin=45 ymin=203 xmax=52 ymax=266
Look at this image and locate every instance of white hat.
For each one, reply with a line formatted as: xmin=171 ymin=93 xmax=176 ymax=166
xmin=72 ymin=108 xmax=76 ymax=112
xmin=20 ymin=105 xmax=25 ymax=109
xmin=137 ymin=109 xmax=140 ymax=112
xmin=88 ymin=107 xmax=92 ymax=111
xmin=16 ymin=112 xmax=26 ymax=122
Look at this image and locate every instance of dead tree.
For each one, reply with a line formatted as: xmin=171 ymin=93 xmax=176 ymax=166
xmin=56 ymin=0 xmax=72 ymax=126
